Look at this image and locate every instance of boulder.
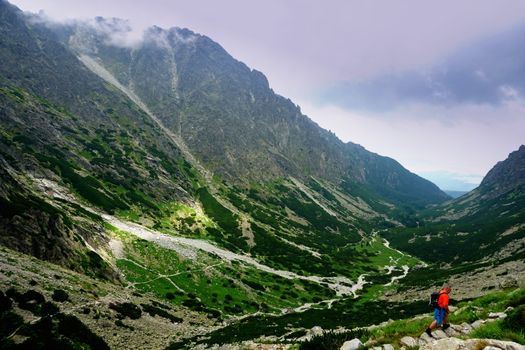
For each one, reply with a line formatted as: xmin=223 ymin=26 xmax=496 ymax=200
xmin=471 ymin=320 xmax=486 ymax=329
xmin=382 ymin=345 xmax=394 ymax=350
xmin=482 ymin=347 xmax=502 ymax=350
xmin=444 ymin=326 xmax=460 ymax=337
xmin=488 ymin=312 xmax=507 ymax=319
xmin=459 ymin=322 xmax=473 ymax=334
xmin=400 ymin=336 xmax=418 ymax=347
xmin=420 ymin=337 xmax=465 ymax=350
xmin=306 ymin=326 xmax=323 ymax=340
xmin=504 ymin=306 xmax=514 ymax=313
xmin=464 ymin=338 xmax=525 ymax=350
xmin=432 ymin=330 xmax=448 ymax=339
xmin=419 ymin=332 xmax=434 ymax=346
xmin=340 ymin=338 xmax=363 ymax=350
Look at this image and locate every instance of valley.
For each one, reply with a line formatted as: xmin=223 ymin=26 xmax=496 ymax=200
xmin=0 ymin=0 xmax=524 ymax=348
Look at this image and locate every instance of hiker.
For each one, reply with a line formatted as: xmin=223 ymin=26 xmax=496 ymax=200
xmin=426 ymin=286 xmax=452 ymax=337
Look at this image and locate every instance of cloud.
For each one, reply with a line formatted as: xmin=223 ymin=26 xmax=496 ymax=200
xmin=315 ymin=22 xmax=525 ymax=112
xmin=297 ymin=97 xmax=525 ymax=178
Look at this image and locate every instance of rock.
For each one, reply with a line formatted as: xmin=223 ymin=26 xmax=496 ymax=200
xmin=465 ymin=339 xmax=525 ymax=350
xmin=371 ymin=347 xmax=382 ymax=350
xmin=504 ymin=306 xmax=514 ymax=313
xmin=400 ymin=336 xmax=418 ymax=347
xmin=382 ymin=345 xmax=394 ymax=350
xmin=419 ymin=332 xmax=434 ymax=346
xmin=420 ymin=337 xmax=466 ymax=350
xmin=499 ymin=277 xmax=518 ymax=289
xmin=472 ymin=319 xmax=486 ymax=329
xmin=488 ymin=312 xmax=507 ymax=319
xmin=444 ymin=326 xmax=460 ymax=337
xmin=459 ymin=322 xmax=473 ymax=334
xmin=306 ymin=326 xmax=323 ymax=340
xmin=340 ymin=338 xmax=363 ymax=350
xmin=483 ymin=347 xmax=502 ymax=350
xmin=432 ymin=330 xmax=448 ymax=339
xmin=448 ymin=305 xmax=458 ymax=312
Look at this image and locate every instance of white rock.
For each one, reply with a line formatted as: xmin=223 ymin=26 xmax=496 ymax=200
xmin=471 ymin=320 xmax=486 ymax=329
xmin=382 ymin=345 xmax=394 ymax=350
xmin=340 ymin=338 xmax=363 ymax=350
xmin=305 ymin=326 xmax=323 ymax=340
xmin=448 ymin=305 xmax=458 ymax=312
xmin=504 ymin=306 xmax=514 ymax=313
xmin=483 ymin=346 xmax=503 ymax=350
xmin=465 ymin=339 xmax=525 ymax=350
xmin=420 ymin=337 xmax=466 ymax=350
xmin=459 ymin=322 xmax=473 ymax=334
xmin=400 ymin=336 xmax=418 ymax=347
xmin=444 ymin=327 xmax=460 ymax=337
xmin=488 ymin=312 xmax=507 ymax=319
xmin=419 ymin=332 xmax=434 ymax=346
xmin=432 ymin=330 xmax=448 ymax=339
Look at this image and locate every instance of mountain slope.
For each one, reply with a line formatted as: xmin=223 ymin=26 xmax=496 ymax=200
xmin=382 ymin=145 xmax=525 ymax=265
xmin=61 ymin=19 xmax=448 ymax=208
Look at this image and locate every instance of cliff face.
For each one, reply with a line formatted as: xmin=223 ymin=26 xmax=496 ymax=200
xmin=61 ymin=19 xmax=448 ymax=207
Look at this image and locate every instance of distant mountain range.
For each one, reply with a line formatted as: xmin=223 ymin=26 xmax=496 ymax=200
xmin=444 ymin=190 xmax=469 ymax=198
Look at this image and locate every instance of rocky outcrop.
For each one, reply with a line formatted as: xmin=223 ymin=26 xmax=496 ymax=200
xmin=420 ymin=338 xmax=525 ymax=350
xmin=340 ymin=338 xmax=364 ymax=350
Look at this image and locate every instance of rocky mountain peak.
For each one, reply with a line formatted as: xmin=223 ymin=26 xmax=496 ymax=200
xmin=480 ymin=144 xmax=525 ymax=197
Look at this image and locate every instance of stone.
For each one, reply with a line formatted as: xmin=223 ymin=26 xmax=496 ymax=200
xmin=340 ymin=338 xmax=364 ymax=350
xmin=482 ymin=347 xmax=501 ymax=350
xmin=432 ymin=330 xmax=448 ymax=339
xmin=306 ymin=326 xmax=323 ymax=340
xmin=400 ymin=336 xmax=418 ymax=347
xmin=420 ymin=337 xmax=466 ymax=350
xmin=459 ymin=322 xmax=473 ymax=334
xmin=382 ymin=345 xmax=394 ymax=350
xmin=464 ymin=339 xmax=525 ymax=350
xmin=448 ymin=305 xmax=458 ymax=312
xmin=444 ymin=326 xmax=460 ymax=337
xmin=419 ymin=332 xmax=434 ymax=346
xmin=504 ymin=306 xmax=514 ymax=313
xmin=488 ymin=312 xmax=507 ymax=319
xmin=499 ymin=277 xmax=519 ymax=289
xmin=472 ymin=320 xmax=486 ymax=329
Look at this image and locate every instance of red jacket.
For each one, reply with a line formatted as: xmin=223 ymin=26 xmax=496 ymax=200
xmin=438 ymin=290 xmax=449 ymax=309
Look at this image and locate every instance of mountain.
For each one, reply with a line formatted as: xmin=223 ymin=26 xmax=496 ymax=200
xmin=444 ymin=190 xmax=469 ymax=198
xmin=58 ymin=17 xmax=448 ymax=207
xmin=382 ymin=145 xmax=525 ymax=266
xmin=3 ymin=1 xmax=522 ymax=348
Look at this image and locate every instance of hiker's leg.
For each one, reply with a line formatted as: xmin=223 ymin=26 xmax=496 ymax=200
xmin=429 ymin=320 xmax=437 ymax=330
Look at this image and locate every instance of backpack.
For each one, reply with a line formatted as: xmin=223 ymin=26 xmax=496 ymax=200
xmin=429 ymin=292 xmax=442 ymax=308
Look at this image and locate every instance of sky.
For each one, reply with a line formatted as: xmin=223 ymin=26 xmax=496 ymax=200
xmin=10 ymin=0 xmax=525 ymax=191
